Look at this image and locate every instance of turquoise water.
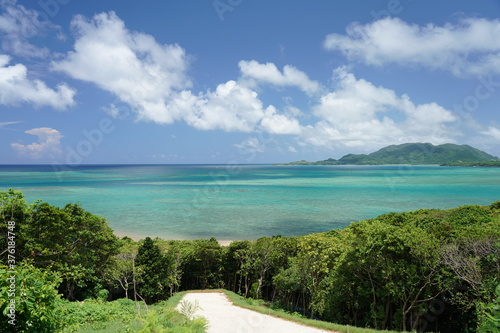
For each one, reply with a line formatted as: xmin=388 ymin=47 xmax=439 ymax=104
xmin=1 ymin=164 xmax=499 ymax=240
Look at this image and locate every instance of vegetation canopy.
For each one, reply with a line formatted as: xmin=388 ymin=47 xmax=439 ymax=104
xmin=0 ymin=189 xmax=499 ymax=332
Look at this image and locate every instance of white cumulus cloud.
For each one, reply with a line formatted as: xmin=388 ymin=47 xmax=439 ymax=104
xmin=260 ymin=105 xmax=301 ymax=135
xmin=300 ymin=67 xmax=458 ymax=150
xmin=51 ymin=12 xmax=306 ymax=136
xmin=324 ymin=17 xmax=500 ymax=77
xmin=239 ymin=60 xmax=321 ymax=96
xmin=48 ymin=11 xmax=467 ymax=154
xmin=183 ymin=80 xmax=267 ymax=132
xmin=0 ymin=54 xmax=75 ymax=109
xmin=168 ymin=80 xmax=302 ymax=134
xmin=52 ymin=11 xmax=191 ymax=125
xmin=11 ymin=127 xmax=63 ymax=159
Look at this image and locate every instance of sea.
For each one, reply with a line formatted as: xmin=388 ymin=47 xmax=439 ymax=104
xmin=1 ymin=164 xmax=499 ymax=240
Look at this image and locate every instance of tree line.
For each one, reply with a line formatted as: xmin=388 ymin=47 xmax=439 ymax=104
xmin=1 ymin=189 xmax=499 ymax=332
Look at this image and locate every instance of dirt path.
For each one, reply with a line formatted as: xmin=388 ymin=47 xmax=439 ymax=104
xmin=177 ymin=292 xmax=335 ymax=333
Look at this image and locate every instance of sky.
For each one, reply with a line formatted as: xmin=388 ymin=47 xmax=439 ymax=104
xmin=1 ymin=0 xmax=500 ymax=164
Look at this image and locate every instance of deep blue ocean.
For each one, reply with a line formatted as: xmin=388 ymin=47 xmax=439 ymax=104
xmin=1 ymin=164 xmax=499 ymax=240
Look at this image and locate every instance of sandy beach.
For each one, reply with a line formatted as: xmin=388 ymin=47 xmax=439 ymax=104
xmin=113 ymin=232 xmax=235 ymax=246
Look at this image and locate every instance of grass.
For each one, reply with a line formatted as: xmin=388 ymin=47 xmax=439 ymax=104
xmin=76 ymin=319 xmax=143 ymax=333
xmin=158 ymin=290 xmax=188 ymax=307
xmin=65 ymin=294 xmax=206 ymax=332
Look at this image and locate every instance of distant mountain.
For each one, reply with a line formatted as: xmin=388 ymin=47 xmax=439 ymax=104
xmin=280 ymin=143 xmax=499 ymax=165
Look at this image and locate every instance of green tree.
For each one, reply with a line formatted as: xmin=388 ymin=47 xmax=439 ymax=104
xmin=477 ymin=283 xmax=500 ymax=333
xmin=21 ymin=202 xmax=119 ymax=300
xmin=330 ymin=215 xmax=451 ymax=331
xmin=181 ymin=238 xmax=224 ymax=290
xmin=0 ymin=189 xmax=31 ymax=263
xmin=223 ymin=240 xmax=252 ymax=294
xmin=294 ymin=234 xmax=342 ymax=318
xmin=135 ymin=237 xmax=169 ymax=303
xmin=107 ymin=237 xmax=139 ymax=300
xmin=0 ymin=190 xmax=120 ymax=300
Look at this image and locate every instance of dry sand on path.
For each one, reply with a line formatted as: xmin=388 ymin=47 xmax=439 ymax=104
xmin=177 ymin=291 xmax=336 ymax=333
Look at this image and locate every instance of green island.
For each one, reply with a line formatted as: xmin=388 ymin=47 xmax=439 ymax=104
xmin=1 ymin=189 xmax=499 ymax=332
xmin=278 ymin=142 xmax=500 ymax=166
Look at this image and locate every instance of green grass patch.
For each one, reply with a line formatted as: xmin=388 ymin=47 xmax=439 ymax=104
xmin=53 ymin=294 xmax=206 ymax=332
xmin=157 ymin=290 xmax=188 ymax=308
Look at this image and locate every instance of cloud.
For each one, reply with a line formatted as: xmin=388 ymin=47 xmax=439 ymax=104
xmin=300 ymin=67 xmax=458 ymax=150
xmin=239 ymin=60 xmax=321 ymax=95
xmin=52 ymin=11 xmax=191 ymax=125
xmin=11 ymin=127 xmax=63 ymax=159
xmin=0 ymin=0 xmax=57 ymax=58
xmin=52 ymin=12 xmax=303 ymax=136
xmin=0 ymin=54 xmax=75 ymax=109
xmin=0 ymin=120 xmax=21 ymax=128
xmin=481 ymin=126 xmax=500 ymax=141
xmin=177 ymin=60 xmax=311 ymax=134
xmin=165 ymin=80 xmax=301 ymax=134
xmin=260 ymin=105 xmax=301 ymax=135
xmin=182 ymin=81 xmax=267 ymax=132
xmin=151 ymin=153 xmax=167 ymax=160
xmin=234 ymin=137 xmax=265 ymax=154
xmin=48 ymin=11 xmax=465 ymax=154
xmin=324 ymin=17 xmax=500 ymax=77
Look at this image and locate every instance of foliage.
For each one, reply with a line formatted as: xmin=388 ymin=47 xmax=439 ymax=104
xmin=0 ymin=262 xmax=63 ymax=333
xmin=178 ymin=299 xmax=201 ymax=321
xmin=137 ymin=306 xmax=207 ymax=333
xmin=135 ymin=237 xmax=170 ymax=303
xmin=180 ymin=238 xmax=224 ymax=290
xmin=0 ymin=189 xmax=120 ymax=301
xmin=54 ymin=297 xmax=207 ymax=333
xmin=57 ymin=297 xmax=137 ymax=332
xmin=477 ymin=283 xmax=500 ymax=333
xmin=0 ymin=189 xmax=31 ymax=263
xmin=1 ymin=188 xmax=499 ymax=332
xmin=106 ymin=237 xmax=139 ymax=300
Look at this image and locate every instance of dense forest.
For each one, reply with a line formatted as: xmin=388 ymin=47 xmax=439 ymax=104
xmin=1 ymin=189 xmax=499 ymax=332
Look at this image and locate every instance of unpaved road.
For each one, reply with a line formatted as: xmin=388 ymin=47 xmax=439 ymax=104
xmin=178 ymin=292 xmax=335 ymax=333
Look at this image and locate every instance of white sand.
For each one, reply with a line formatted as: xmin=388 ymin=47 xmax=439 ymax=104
xmin=177 ymin=292 xmax=336 ymax=333
xmin=217 ymin=240 xmax=234 ymax=246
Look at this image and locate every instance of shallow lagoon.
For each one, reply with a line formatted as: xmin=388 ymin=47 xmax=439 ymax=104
xmin=1 ymin=164 xmax=499 ymax=240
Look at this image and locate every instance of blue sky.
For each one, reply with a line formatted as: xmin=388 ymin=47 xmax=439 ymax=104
xmin=2 ymin=0 xmax=500 ymax=164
